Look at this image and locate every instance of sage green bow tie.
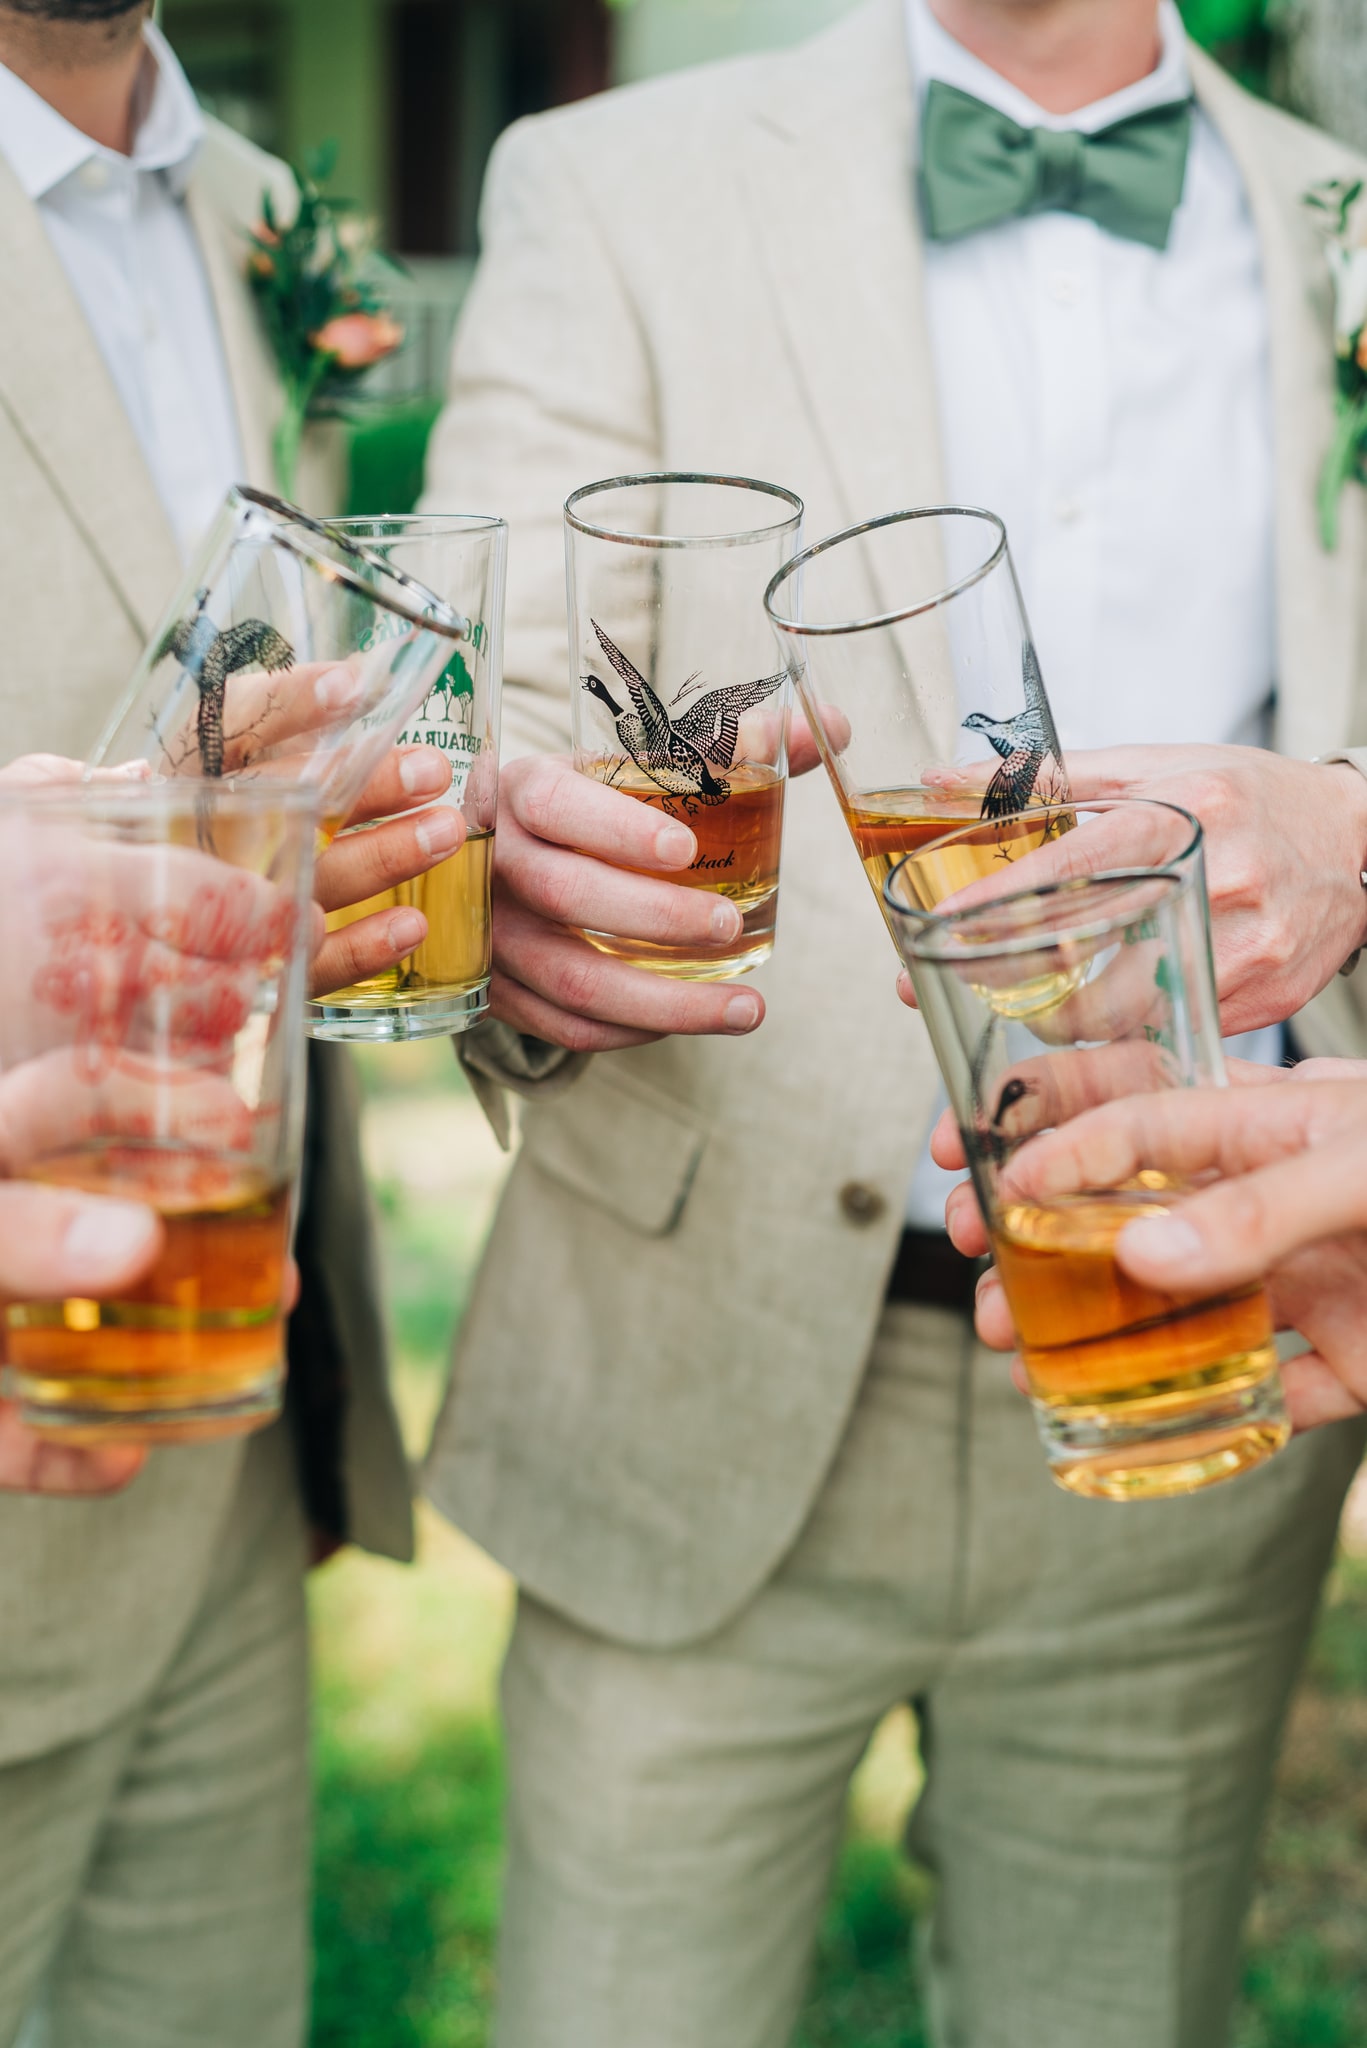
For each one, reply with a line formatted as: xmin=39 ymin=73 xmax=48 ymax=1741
xmin=920 ymin=79 xmax=1194 ymax=251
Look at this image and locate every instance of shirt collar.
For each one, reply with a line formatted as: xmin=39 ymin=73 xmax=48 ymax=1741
xmin=905 ymin=0 xmax=1191 ymax=136
xmin=0 ymin=18 xmax=204 ymax=203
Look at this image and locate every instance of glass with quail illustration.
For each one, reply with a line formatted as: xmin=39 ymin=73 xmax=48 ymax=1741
xmin=763 ymin=505 xmax=1075 ymax=933
xmin=566 ymin=473 xmax=803 ymax=979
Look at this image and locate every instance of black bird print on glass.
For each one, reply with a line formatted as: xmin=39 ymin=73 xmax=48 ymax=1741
xmin=155 ymin=587 xmax=295 ymax=778
xmin=961 ymin=641 xmax=1066 ymax=821
xmin=582 ymin=621 xmax=786 ymax=816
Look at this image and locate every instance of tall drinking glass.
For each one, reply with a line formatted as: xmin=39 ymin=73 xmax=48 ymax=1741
xmin=885 ymin=813 xmax=1288 ymax=1502
xmin=88 ymin=487 xmax=471 ymax=835
xmin=0 ymin=780 xmax=317 ymax=1444
xmin=567 ymin=473 xmax=803 ymax=979
xmin=304 ymin=514 xmax=507 ymax=1041
xmin=763 ymin=507 xmax=1072 ymax=928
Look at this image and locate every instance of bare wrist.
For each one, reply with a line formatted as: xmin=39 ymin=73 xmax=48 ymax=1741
xmin=1323 ymin=762 xmax=1367 ymax=963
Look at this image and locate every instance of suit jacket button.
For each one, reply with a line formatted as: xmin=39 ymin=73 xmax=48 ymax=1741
xmin=839 ymin=1181 xmax=887 ymax=1227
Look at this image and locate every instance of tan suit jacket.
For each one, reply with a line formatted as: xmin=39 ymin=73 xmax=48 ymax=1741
xmin=0 ymin=117 xmax=410 ymax=1765
xmin=423 ymin=0 xmax=1367 ymax=1648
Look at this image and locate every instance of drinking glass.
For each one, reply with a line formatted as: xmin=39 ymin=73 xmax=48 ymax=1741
xmin=303 ymin=514 xmax=507 ymax=1041
xmin=567 ymin=473 xmax=803 ymax=979
xmin=0 ymin=780 xmax=317 ymax=1444
xmin=88 ymin=487 xmax=471 ymax=836
xmin=763 ymin=507 xmax=1072 ymax=930
xmin=885 ymin=817 xmax=1288 ymax=1502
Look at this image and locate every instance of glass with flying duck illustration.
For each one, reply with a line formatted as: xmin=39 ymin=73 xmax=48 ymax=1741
xmin=301 ymin=515 xmax=507 ymax=1042
xmin=763 ymin=506 xmax=1076 ymax=932
xmin=87 ymin=487 xmax=471 ymax=843
xmin=566 ymin=473 xmax=803 ymax=979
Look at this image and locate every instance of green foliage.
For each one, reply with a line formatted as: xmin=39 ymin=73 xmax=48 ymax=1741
xmin=312 ymin=1713 xmax=504 ymax=2048
xmin=1178 ymin=0 xmax=1272 ymax=93
xmin=1180 ymin=0 xmax=1266 ymax=46
xmin=347 ymin=401 xmax=443 ymax=519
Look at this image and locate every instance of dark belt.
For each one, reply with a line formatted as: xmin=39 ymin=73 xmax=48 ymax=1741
xmin=886 ymin=1226 xmax=984 ymax=1315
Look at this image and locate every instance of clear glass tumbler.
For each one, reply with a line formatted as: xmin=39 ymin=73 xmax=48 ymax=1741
xmin=885 ymin=812 xmax=1288 ymax=1503
xmin=303 ymin=514 xmax=507 ymax=1041
xmin=87 ymin=487 xmax=471 ymax=836
xmin=567 ymin=473 xmax=803 ymax=979
xmin=0 ymin=780 xmax=317 ymax=1445
xmin=763 ymin=506 xmax=1072 ymax=932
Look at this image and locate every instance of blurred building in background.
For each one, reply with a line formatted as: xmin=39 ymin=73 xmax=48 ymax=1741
xmin=158 ymin=0 xmax=1347 ymax=505
xmin=160 ymin=0 xmax=859 ymax=410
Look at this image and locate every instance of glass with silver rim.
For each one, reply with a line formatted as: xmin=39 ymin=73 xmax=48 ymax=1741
xmin=567 ymin=472 xmax=803 ymax=979
xmin=87 ymin=486 xmax=471 ymax=839
xmin=763 ymin=505 xmax=1074 ymax=933
xmin=883 ymin=805 xmax=1289 ymax=1504
xmin=303 ymin=513 xmax=507 ymax=1042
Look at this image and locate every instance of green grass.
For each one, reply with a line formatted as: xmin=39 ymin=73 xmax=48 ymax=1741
xmin=312 ymin=1048 xmax=1367 ymax=2046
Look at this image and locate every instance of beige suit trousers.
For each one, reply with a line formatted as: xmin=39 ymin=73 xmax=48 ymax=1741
xmin=495 ymin=1301 xmax=1362 ymax=2048
xmin=0 ymin=1424 xmax=311 ymax=2048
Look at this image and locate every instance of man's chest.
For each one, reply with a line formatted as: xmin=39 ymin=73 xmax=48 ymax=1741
xmin=921 ymin=145 xmax=1277 ymax=751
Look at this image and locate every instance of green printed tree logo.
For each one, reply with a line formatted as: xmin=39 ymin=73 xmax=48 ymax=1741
xmin=424 ymin=648 xmax=476 ymax=723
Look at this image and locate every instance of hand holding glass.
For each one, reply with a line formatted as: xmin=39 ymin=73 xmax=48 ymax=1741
xmin=567 ymin=473 xmax=802 ymax=979
xmin=0 ymin=782 xmax=316 ymax=1445
xmin=885 ymin=809 xmax=1287 ymax=1502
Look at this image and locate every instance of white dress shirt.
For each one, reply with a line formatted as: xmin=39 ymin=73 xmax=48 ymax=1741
xmin=903 ymin=0 xmax=1282 ymax=1228
xmin=0 ymin=21 xmax=243 ymax=558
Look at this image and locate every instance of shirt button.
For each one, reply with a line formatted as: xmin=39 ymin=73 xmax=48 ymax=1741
xmin=839 ymin=1182 xmax=888 ymax=1227
xmin=1053 ymin=496 xmax=1084 ymax=525
xmin=78 ymin=159 xmax=108 ymax=193
xmin=1048 ymin=272 xmax=1079 ymax=306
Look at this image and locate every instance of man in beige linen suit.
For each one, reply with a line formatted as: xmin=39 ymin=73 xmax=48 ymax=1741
xmin=0 ymin=2 xmax=478 ymax=2039
xmin=423 ymin=1 xmax=1367 ymax=2041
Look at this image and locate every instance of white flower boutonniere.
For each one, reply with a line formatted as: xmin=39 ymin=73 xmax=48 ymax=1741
xmin=1305 ymin=175 xmax=1367 ymax=550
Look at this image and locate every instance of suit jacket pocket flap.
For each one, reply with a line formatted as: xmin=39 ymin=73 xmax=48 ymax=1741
xmin=521 ymin=1071 xmax=707 ymax=1237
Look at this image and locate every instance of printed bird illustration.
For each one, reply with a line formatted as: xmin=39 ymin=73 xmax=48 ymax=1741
xmin=581 ymin=620 xmax=786 ymax=812
xmin=961 ymin=641 xmax=1064 ymax=821
xmin=156 ymin=588 xmax=295 ymax=778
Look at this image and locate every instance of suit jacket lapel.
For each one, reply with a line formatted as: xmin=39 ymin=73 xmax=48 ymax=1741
xmin=740 ymin=0 xmax=956 ymax=757
xmin=186 ymin=128 xmax=281 ymax=493
xmin=0 ymin=153 xmax=181 ymax=641
xmin=1190 ymin=46 xmax=1364 ymax=759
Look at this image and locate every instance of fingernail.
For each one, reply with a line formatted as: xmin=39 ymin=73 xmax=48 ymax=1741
xmin=63 ymin=1201 xmax=159 ymax=1284
xmin=710 ymin=900 xmax=742 ymax=943
xmin=315 ymin=666 xmax=362 ymax=712
xmin=656 ymin=823 xmax=695 ymax=866
xmin=388 ymin=910 xmax=425 ymax=952
xmin=399 ymin=748 xmax=449 ymax=797
xmin=1119 ymin=1214 xmax=1203 ymax=1272
xmin=724 ymin=993 xmax=760 ymax=1033
xmin=415 ymin=808 xmax=461 ymax=857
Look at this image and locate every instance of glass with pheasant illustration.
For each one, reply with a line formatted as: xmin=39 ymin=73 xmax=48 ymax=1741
xmin=87 ymin=486 xmax=471 ymax=849
xmin=303 ymin=516 xmax=507 ymax=1041
xmin=567 ymin=474 xmax=804 ymax=979
xmin=763 ymin=506 xmax=1076 ymax=932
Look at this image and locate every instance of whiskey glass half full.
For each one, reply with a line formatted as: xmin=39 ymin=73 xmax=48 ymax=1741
xmin=567 ymin=472 xmax=802 ymax=979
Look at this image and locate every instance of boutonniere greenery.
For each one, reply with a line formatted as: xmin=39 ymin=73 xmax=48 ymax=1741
xmin=247 ymin=143 xmax=405 ymax=500
xmin=1305 ymin=175 xmax=1367 ymax=550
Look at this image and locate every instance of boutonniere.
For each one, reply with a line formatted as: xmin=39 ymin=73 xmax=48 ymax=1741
xmin=1305 ymin=175 xmax=1367 ymax=550
xmin=247 ymin=144 xmax=405 ymax=500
